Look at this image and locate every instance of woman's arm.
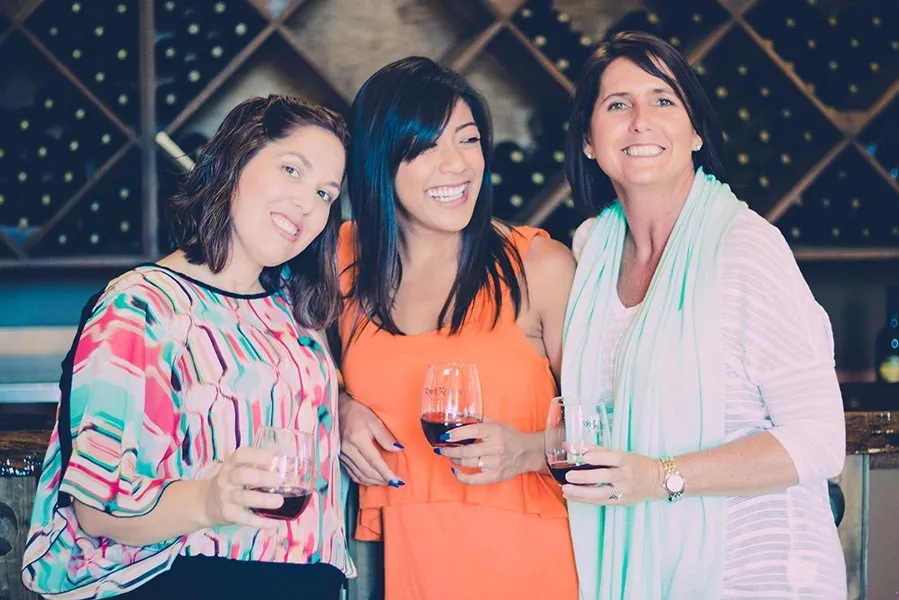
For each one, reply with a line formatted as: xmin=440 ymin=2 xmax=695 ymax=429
xmin=442 ymin=234 xmax=577 ymax=483
xmin=564 ymin=215 xmax=844 ymax=503
xmin=563 ymin=430 xmax=798 ymax=504
xmin=75 ymin=480 xmax=210 ymax=546
xmin=338 ymin=390 xmax=405 ymax=487
xmin=74 ymin=447 xmax=286 ymax=546
xmin=668 ymin=431 xmax=798 ymax=497
xmin=525 ymin=235 xmax=577 ymax=381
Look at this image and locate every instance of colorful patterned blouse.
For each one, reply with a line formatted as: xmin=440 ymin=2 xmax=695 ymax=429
xmin=22 ymin=265 xmax=354 ymax=599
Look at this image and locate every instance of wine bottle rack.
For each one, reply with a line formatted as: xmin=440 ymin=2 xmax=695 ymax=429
xmin=0 ymin=0 xmax=897 ymax=268
xmin=693 ymin=26 xmax=843 ymax=216
xmin=776 ymin=147 xmax=899 ymax=250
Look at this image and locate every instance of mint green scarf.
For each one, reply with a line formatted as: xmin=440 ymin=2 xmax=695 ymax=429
xmin=561 ymin=168 xmax=746 ymax=599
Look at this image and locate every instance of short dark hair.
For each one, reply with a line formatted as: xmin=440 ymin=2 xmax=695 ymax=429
xmin=566 ymin=31 xmax=726 ymax=216
xmin=346 ymin=56 xmax=524 ymax=336
xmin=168 ymin=95 xmax=349 ymax=329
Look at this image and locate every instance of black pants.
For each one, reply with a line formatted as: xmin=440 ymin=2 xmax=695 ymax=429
xmin=116 ymin=555 xmax=346 ymax=599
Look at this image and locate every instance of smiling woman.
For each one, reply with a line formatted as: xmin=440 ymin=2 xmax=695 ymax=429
xmin=392 ymin=99 xmax=484 ymax=233
xmin=333 ymin=57 xmax=579 ymax=600
xmin=21 ymin=95 xmax=355 ymax=599
xmin=561 ymin=32 xmax=846 ymax=600
xmin=165 ymin=96 xmax=347 ymax=313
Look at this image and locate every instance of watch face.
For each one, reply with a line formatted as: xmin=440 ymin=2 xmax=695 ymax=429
xmin=665 ymin=473 xmax=685 ymax=494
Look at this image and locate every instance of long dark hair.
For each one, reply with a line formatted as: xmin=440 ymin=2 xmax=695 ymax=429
xmin=346 ymin=56 xmax=524 ymax=336
xmin=168 ymin=95 xmax=349 ymax=329
xmin=566 ymin=31 xmax=726 ymax=216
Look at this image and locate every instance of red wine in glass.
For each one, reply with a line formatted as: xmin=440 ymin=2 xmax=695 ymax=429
xmin=546 ymin=460 xmax=609 ymax=485
xmin=420 ymin=412 xmax=483 ymax=447
xmin=252 ymin=426 xmax=315 ymax=520
xmin=544 ymin=395 xmax=612 ymax=486
xmin=250 ymin=486 xmax=312 ymax=520
xmin=420 ymin=362 xmax=484 ymax=448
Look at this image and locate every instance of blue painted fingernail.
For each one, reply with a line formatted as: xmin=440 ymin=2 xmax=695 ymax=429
xmin=433 ymin=447 xmax=441 ymax=455
xmin=451 ymin=468 xmax=457 ymax=475
xmin=388 ymin=480 xmax=402 ymax=487
xmin=393 ymin=442 xmax=405 ymax=449
xmin=439 ymin=432 xmax=450 ymax=442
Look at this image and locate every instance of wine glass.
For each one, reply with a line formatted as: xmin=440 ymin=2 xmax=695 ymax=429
xmin=250 ymin=426 xmax=315 ymax=520
xmin=544 ymin=395 xmax=612 ymax=485
xmin=420 ymin=362 xmax=483 ymax=448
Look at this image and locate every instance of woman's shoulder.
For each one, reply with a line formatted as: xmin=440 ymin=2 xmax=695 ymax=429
xmin=721 ymin=209 xmax=796 ymax=269
xmin=93 ymin=265 xmax=188 ymax=322
xmin=490 ymin=222 xmax=575 ymax=298
xmin=719 ymin=209 xmax=814 ymax=303
xmin=521 ymin=232 xmax=576 ymax=280
xmin=492 ymin=221 xmax=573 ymax=269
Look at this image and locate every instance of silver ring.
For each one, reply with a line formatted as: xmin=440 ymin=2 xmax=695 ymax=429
xmin=477 ymin=456 xmax=484 ymax=470
xmin=609 ymin=485 xmax=622 ymax=501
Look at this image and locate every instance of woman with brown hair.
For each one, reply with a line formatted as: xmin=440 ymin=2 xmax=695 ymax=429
xmin=22 ymin=95 xmax=355 ymax=599
xmin=561 ymin=32 xmax=845 ymax=599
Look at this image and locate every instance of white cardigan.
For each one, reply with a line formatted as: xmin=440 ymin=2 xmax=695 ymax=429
xmin=572 ymin=209 xmax=847 ymax=599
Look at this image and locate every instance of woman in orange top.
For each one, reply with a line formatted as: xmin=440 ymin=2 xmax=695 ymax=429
xmin=335 ymin=56 xmax=578 ymax=599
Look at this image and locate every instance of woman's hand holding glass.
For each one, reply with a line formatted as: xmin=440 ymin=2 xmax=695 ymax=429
xmin=201 ymin=446 xmax=288 ymax=530
xmin=201 ymin=427 xmax=316 ymax=528
xmin=249 ymin=427 xmax=315 ymax=521
xmin=420 ymin=362 xmax=539 ymax=485
xmin=543 ymin=394 xmax=660 ymax=505
xmin=561 ymin=448 xmax=666 ymax=506
xmin=438 ymin=420 xmax=543 ymax=485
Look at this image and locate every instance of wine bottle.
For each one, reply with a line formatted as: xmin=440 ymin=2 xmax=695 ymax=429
xmin=534 ymin=113 xmax=567 ymax=169
xmin=34 ymin=82 xmax=68 ymax=126
xmin=539 ymin=9 xmax=576 ymax=69
xmin=863 ymin=97 xmax=898 ymax=182
xmin=876 ymin=286 xmax=899 ymax=383
xmin=541 ymin=197 xmax=581 ymax=247
xmin=512 ymin=2 xmax=553 ymax=39
xmin=156 ymin=0 xmax=180 ymax=30
xmin=155 ymin=29 xmax=184 ymax=77
xmin=491 ymin=141 xmax=528 ymax=220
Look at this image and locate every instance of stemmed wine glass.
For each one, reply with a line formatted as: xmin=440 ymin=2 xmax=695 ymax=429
xmin=544 ymin=395 xmax=612 ymax=485
xmin=250 ymin=426 xmax=315 ymax=520
xmin=420 ymin=362 xmax=483 ymax=448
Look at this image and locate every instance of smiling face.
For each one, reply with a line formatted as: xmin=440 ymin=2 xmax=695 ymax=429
xmin=584 ymin=57 xmax=701 ymax=192
xmin=229 ymin=125 xmax=345 ymax=271
xmin=393 ymin=99 xmax=485 ymax=234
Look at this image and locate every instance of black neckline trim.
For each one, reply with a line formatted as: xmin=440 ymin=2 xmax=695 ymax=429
xmin=137 ymin=263 xmax=278 ymax=299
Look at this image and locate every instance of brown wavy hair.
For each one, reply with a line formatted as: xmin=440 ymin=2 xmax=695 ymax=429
xmin=168 ymin=95 xmax=348 ymax=329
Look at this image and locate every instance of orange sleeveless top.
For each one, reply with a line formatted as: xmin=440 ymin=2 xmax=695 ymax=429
xmin=337 ymin=222 xmax=567 ymax=541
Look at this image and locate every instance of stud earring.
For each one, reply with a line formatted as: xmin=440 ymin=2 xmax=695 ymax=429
xmin=692 ymin=142 xmax=703 ymax=152
xmin=585 ymin=151 xmax=595 ymax=159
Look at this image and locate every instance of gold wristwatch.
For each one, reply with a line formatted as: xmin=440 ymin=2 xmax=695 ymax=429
xmin=660 ymin=456 xmax=685 ymax=503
